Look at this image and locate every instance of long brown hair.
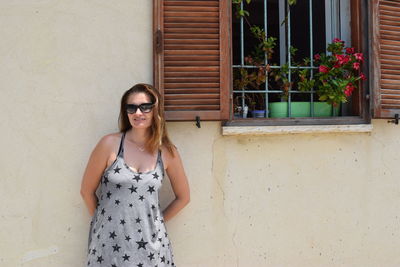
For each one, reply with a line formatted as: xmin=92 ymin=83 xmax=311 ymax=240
xmin=118 ymin=83 xmax=175 ymax=155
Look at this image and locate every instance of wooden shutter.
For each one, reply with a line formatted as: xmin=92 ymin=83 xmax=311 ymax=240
xmin=372 ymin=0 xmax=400 ymax=118
xmin=153 ymin=0 xmax=230 ymax=121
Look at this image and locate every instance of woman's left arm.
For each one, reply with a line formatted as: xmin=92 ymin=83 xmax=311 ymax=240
xmin=162 ymin=147 xmax=190 ymax=222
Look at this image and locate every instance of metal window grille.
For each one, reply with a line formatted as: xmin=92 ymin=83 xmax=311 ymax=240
xmin=232 ymin=0 xmax=348 ymax=119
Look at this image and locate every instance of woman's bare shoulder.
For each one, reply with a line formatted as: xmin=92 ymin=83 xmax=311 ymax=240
xmin=160 ymin=144 xmax=180 ymax=169
xmin=97 ymin=132 xmax=122 ymax=151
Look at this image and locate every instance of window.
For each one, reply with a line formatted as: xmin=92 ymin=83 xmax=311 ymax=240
xmin=153 ymin=0 xmax=399 ymax=125
xmin=231 ymin=0 xmax=366 ymax=121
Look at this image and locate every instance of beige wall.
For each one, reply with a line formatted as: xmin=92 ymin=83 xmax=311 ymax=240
xmin=1 ymin=1 xmax=400 ymax=267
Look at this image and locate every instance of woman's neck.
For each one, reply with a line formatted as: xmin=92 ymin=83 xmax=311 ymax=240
xmin=126 ymin=128 xmax=149 ymax=145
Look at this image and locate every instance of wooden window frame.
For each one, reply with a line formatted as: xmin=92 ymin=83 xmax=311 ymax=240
xmin=371 ymin=0 xmax=400 ymax=119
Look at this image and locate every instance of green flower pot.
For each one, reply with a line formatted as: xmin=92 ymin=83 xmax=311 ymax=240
xmin=268 ymin=102 xmax=340 ymax=118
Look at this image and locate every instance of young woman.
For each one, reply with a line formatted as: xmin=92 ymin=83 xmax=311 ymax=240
xmin=80 ymin=83 xmax=190 ymax=266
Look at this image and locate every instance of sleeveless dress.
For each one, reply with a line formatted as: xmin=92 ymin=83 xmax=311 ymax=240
xmin=87 ymin=132 xmax=176 ymax=267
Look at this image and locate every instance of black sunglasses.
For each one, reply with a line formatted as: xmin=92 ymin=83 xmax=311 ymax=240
xmin=126 ymin=103 xmax=154 ymax=114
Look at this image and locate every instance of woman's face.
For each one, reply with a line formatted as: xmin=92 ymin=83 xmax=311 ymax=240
xmin=126 ymin=92 xmax=154 ymax=129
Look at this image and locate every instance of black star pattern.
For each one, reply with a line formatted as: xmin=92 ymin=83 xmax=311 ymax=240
xmin=133 ymin=175 xmax=142 ymax=182
xmin=139 ymin=195 xmax=145 ymax=201
xmin=122 ymin=253 xmax=130 ymax=261
xmin=151 ymin=204 xmax=156 ymax=210
xmin=113 ymin=166 xmax=121 ymax=173
xmin=165 ymin=232 xmax=168 ymax=237
xmin=129 ymin=203 xmax=133 ymax=207
xmin=102 ymin=243 xmax=105 ymax=247
xmin=103 ymin=176 xmax=109 ymax=186
xmin=158 ymin=237 xmax=162 ymax=242
xmin=115 ymin=199 xmax=120 ymax=205
xmin=97 ymin=234 xmax=100 ymax=239
xmin=147 ymin=186 xmax=155 ymax=194
xmin=148 ymin=252 xmax=155 ymax=261
xmin=106 ymin=191 xmax=112 ymax=199
xmin=135 ymin=217 xmax=141 ymax=224
xmin=148 ymin=213 xmax=151 ymax=218
xmin=136 ymin=238 xmax=148 ymax=250
xmin=125 ymin=235 xmax=131 ymax=242
xmin=120 ymin=219 xmax=126 ymax=225
xmin=137 ymin=263 xmax=143 ymax=267
xmin=108 ymin=216 xmax=112 ymax=222
xmin=112 ymin=244 xmax=121 ymax=252
xmin=97 ymin=255 xmax=104 ymax=263
xmin=100 ymin=208 xmax=105 ymax=215
xmin=115 ymin=183 xmax=122 ymax=189
xmin=152 ymin=172 xmax=159 ymax=180
xmin=160 ymin=256 xmax=166 ymax=263
xmin=111 ymin=264 xmax=117 ymax=267
xmin=128 ymin=185 xmax=137 ymax=193
xmin=109 ymin=231 xmax=117 ymax=239
xmin=91 ymin=249 xmax=96 ymax=255
xmin=138 ymin=229 xmax=142 ymax=233
xmin=152 ymin=233 xmax=156 ymax=239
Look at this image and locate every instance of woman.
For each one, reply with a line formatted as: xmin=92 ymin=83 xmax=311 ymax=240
xmin=80 ymin=83 xmax=190 ymax=266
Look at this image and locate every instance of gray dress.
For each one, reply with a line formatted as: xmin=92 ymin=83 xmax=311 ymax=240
xmin=87 ymin=132 xmax=175 ymax=267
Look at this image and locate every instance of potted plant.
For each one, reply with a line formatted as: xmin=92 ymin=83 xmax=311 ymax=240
xmin=267 ymin=46 xmax=313 ymax=118
xmin=232 ymin=24 xmax=275 ymax=118
xmin=313 ymin=38 xmax=367 ymax=115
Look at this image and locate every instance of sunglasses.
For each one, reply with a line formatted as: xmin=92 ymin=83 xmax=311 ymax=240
xmin=126 ymin=103 xmax=154 ymax=114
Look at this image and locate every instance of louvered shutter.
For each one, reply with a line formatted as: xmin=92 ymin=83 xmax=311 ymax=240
xmin=372 ymin=0 xmax=400 ymax=118
xmin=154 ymin=0 xmax=230 ymax=121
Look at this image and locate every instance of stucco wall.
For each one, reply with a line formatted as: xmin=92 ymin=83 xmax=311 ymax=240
xmin=1 ymin=1 xmax=400 ymax=267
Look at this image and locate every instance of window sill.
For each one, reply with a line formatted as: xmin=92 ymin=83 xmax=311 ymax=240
xmin=222 ymin=124 xmax=373 ymax=136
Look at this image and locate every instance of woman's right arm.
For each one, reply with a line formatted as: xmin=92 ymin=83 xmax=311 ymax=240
xmin=80 ymin=135 xmax=115 ymax=217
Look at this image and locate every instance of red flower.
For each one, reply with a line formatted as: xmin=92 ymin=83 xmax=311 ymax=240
xmin=319 ymin=65 xmax=330 ymax=73
xmin=354 ymin=53 xmax=364 ymax=62
xmin=360 ymin=73 xmax=367 ymax=81
xmin=333 ymin=62 xmax=341 ymax=69
xmin=344 ymin=83 xmax=355 ymax=97
xmin=335 ymin=54 xmax=350 ymax=65
xmin=314 ymin=54 xmax=320 ymax=61
xmin=333 ymin=38 xmax=343 ymax=43
xmin=346 ymin=47 xmax=355 ymax=54
xmin=353 ymin=62 xmax=360 ymax=70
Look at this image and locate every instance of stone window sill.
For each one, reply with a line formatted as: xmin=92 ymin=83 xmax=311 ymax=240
xmin=222 ymin=124 xmax=373 ymax=136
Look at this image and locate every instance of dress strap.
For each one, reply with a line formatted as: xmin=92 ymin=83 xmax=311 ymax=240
xmin=117 ymin=132 xmax=126 ymax=157
xmin=157 ymin=149 xmax=165 ymax=177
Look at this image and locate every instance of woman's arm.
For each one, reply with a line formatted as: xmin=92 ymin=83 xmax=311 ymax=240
xmin=162 ymin=147 xmax=190 ymax=222
xmin=80 ymin=135 xmax=115 ymax=217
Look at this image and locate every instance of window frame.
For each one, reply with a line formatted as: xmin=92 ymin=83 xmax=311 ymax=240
xmin=224 ymin=0 xmax=371 ymax=127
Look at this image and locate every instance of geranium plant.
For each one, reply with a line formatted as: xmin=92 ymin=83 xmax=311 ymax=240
xmin=314 ymin=38 xmax=367 ymax=106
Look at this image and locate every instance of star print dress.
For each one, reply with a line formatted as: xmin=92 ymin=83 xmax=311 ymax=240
xmin=87 ymin=132 xmax=176 ymax=267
